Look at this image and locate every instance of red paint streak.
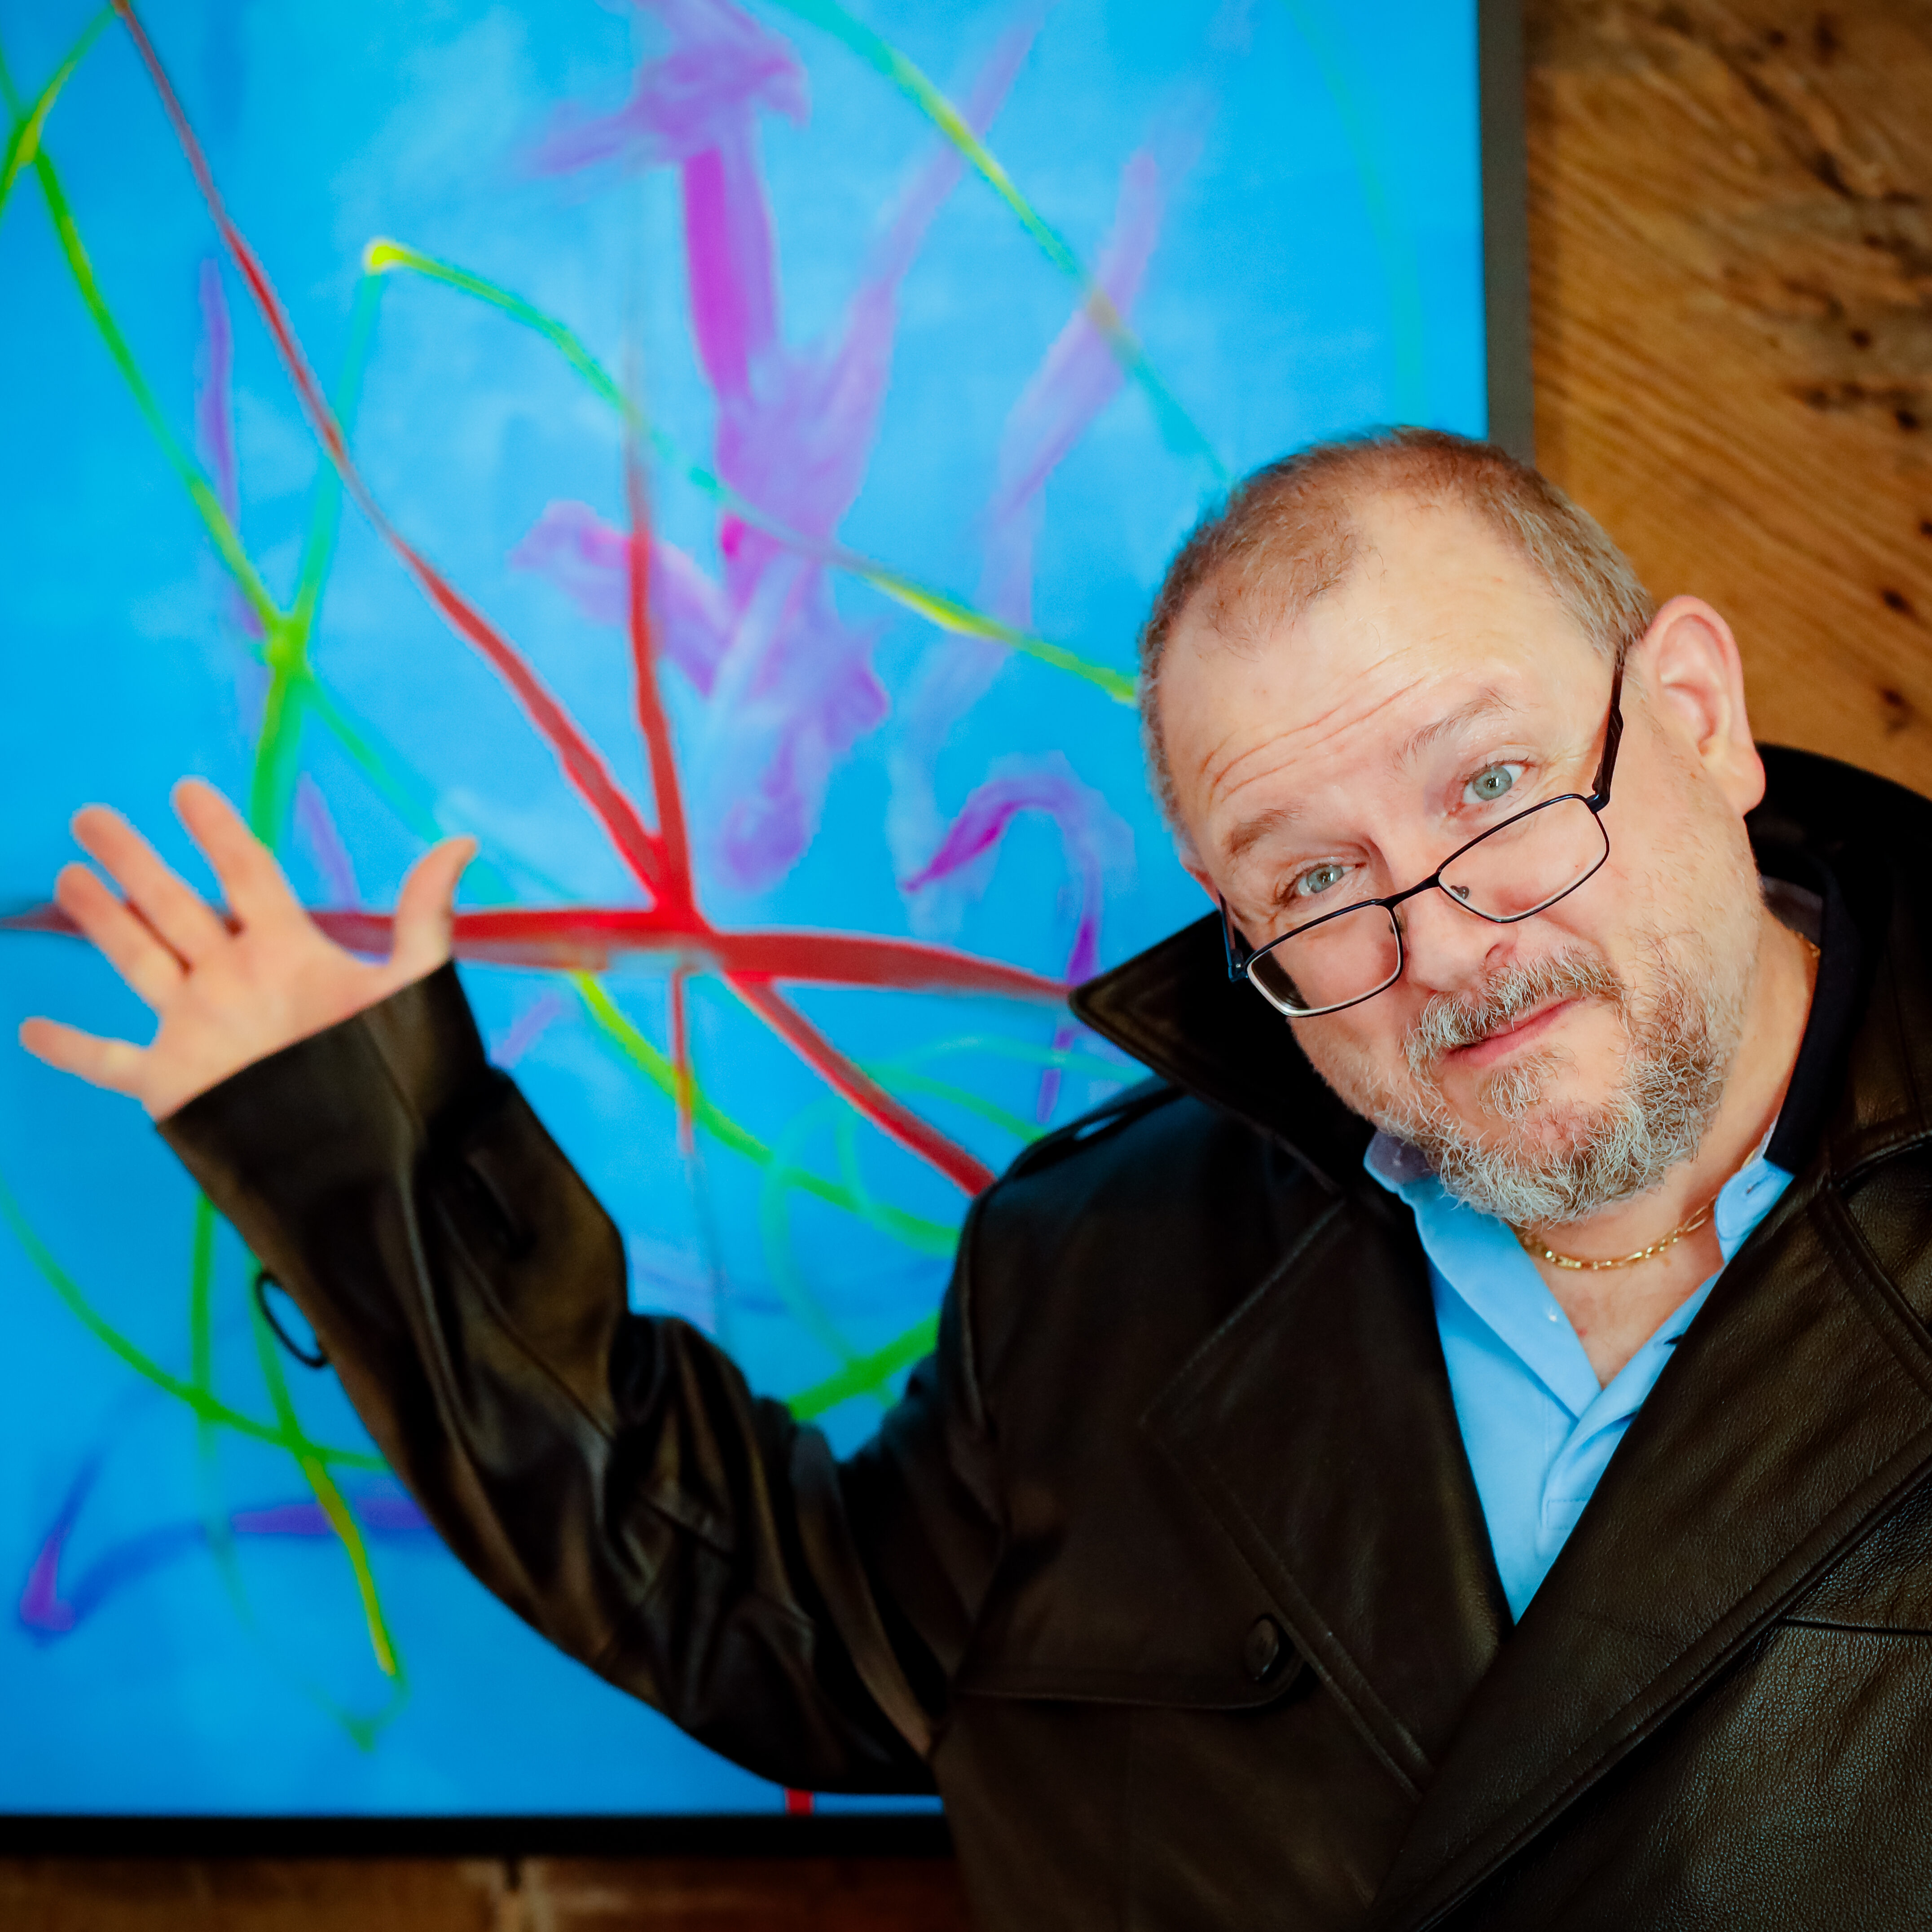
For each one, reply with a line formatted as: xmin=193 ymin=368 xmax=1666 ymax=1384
xmin=728 ymin=976 xmax=996 ymax=1196
xmin=112 ymin=0 xmax=670 ymax=905
xmin=627 ymin=430 xmax=694 ymax=914
xmin=783 ymin=1788 xmax=815 ymax=1816
xmin=3 ymin=904 xmax=1065 ymax=1002
xmin=104 ymin=0 xmax=1061 ymax=1199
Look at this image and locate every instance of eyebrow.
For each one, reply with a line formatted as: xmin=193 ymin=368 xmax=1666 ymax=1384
xmin=1223 ymin=802 xmax=1302 ymax=865
xmin=1394 ymin=687 xmax=1520 ymax=768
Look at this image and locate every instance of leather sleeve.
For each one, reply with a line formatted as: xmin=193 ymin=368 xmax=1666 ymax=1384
xmin=159 ymin=964 xmax=995 ymax=1792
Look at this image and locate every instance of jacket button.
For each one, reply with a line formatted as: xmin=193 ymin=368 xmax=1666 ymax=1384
xmin=1243 ymin=1615 xmax=1286 ymax=1683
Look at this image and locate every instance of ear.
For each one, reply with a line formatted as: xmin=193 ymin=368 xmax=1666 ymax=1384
xmin=1628 ymin=594 xmax=1765 ymax=816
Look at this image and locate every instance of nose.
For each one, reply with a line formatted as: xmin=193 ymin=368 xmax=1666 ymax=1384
xmin=1397 ymin=884 xmax=1517 ymax=996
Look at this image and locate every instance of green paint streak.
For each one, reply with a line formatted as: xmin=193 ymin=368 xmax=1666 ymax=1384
xmin=0 ymin=48 xmax=279 ymax=629
xmin=754 ymin=1034 xmax=1135 ymax=1412
xmin=0 ymin=9 xmax=108 ymax=228
xmin=366 ymin=239 xmax=1136 ymax=705
xmin=248 ymin=1290 xmax=401 ymax=1685
xmin=1276 ymin=0 xmax=1427 ymax=419
xmin=0 ymin=1168 xmax=383 ymax=1468
xmin=3 ymin=20 xmax=1150 ymax=1658
xmin=573 ymin=973 xmax=959 ymax=1256
xmin=228 ymin=285 xmax=416 ymax=1697
xmin=247 ymin=272 xmax=390 ymax=849
xmin=761 ymin=0 xmax=1225 ymax=480
xmin=366 ymin=239 xmax=627 ymax=415
xmin=786 ymin=1313 xmax=938 ymax=1421
xmin=0 ymin=84 xmax=423 ymax=1689
xmin=186 ymin=1198 xmax=236 ymax=1567
xmin=878 ymin=1067 xmax=1038 ymax=1144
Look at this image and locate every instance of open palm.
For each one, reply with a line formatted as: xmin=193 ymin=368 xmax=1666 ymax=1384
xmin=18 ymin=779 xmax=475 ymax=1120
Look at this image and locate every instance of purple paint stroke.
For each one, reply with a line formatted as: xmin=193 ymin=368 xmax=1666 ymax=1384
xmin=528 ymin=0 xmax=808 ymax=183
xmin=20 ymin=1477 xmax=429 ymax=1642
xmin=229 ymin=1494 xmax=428 ymax=1536
xmin=886 ymin=134 xmax=1186 ymax=929
xmin=902 ymin=753 xmax=1131 ymax=1122
xmin=295 ymin=774 xmax=360 ymax=907
xmin=510 ymin=506 xmax=733 ymax=696
xmin=526 ymin=4 xmax=1039 ymax=889
xmin=194 ymin=255 xmax=263 ymax=640
xmin=902 ymin=752 xmax=1131 ymax=980
xmin=18 ymin=1449 xmax=100 ymax=1634
xmin=491 ymin=987 xmax=570 ymax=1068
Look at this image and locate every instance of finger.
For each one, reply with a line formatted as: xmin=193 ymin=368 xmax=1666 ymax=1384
xmin=54 ymin=863 xmax=187 ymax=1011
xmin=71 ymin=804 xmax=229 ymax=966
xmin=172 ymin=779 xmax=304 ymax=931
xmin=18 ymin=1017 xmax=148 ymax=1098
xmin=386 ymin=837 xmax=478 ymax=984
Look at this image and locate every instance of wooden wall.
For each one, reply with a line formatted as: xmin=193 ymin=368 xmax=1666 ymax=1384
xmin=1527 ymin=0 xmax=1932 ymax=796
xmin=9 ymin=1 xmax=1928 ymax=1924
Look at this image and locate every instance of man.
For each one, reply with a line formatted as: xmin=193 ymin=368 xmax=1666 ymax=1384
xmin=22 ymin=429 xmax=1932 ymax=1929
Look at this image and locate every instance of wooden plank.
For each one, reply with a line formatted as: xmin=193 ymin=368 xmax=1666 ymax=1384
xmin=1523 ymin=0 xmax=1932 ymax=794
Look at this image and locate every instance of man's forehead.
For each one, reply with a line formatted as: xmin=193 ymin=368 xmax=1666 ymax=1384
xmin=1215 ymin=681 xmax=1530 ymax=861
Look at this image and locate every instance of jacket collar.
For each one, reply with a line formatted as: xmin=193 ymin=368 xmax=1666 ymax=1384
xmin=1086 ymin=747 xmax=1932 ymax=1922
xmin=1073 ymin=747 xmax=1932 ymax=1190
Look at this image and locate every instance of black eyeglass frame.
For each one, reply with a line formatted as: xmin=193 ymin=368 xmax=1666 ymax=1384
xmin=1221 ymin=656 xmax=1628 ymax=1019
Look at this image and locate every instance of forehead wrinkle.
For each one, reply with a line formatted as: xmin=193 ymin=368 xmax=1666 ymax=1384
xmin=1394 ymin=687 xmax=1520 ymax=770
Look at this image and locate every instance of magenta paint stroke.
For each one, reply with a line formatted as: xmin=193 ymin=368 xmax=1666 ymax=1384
xmin=19 ymin=1446 xmax=428 ymax=1641
xmin=900 ymin=751 xmax=1131 ymax=984
xmin=194 ymin=255 xmax=262 ymax=641
xmin=295 ymin=774 xmax=361 ymax=907
xmin=901 ymin=750 xmax=1131 ymax=1119
xmin=491 ymin=986 xmax=571 ymax=1068
xmin=510 ymin=505 xmax=734 ymax=696
xmin=524 ymin=1 xmax=1039 ymax=891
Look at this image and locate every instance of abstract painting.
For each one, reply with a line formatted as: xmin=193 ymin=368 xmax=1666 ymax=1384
xmin=0 ymin=0 xmax=1489 ymax=1816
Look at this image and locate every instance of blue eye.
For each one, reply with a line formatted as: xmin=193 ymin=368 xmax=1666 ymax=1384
xmin=1466 ymin=764 xmax=1518 ymax=805
xmin=1293 ymin=862 xmax=1349 ymax=899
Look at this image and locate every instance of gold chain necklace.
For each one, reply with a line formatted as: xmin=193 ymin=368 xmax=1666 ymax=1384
xmin=1513 ymin=1200 xmax=1716 ymax=1272
xmin=1514 ymin=930 xmax=1819 ymax=1271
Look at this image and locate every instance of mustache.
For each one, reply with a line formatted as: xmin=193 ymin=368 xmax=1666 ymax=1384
xmin=1404 ymin=951 xmax=1624 ymax=1075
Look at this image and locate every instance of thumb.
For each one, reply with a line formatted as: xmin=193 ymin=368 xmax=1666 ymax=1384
xmin=387 ymin=836 xmax=478 ymax=983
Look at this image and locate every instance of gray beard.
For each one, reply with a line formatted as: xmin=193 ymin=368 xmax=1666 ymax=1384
xmin=1371 ymin=945 xmax=1746 ymax=1228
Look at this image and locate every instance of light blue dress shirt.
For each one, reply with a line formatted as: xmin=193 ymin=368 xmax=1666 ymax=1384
xmin=1364 ymin=1132 xmax=1794 ymax=1620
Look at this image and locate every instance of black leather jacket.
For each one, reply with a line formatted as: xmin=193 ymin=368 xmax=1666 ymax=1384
xmin=165 ymin=748 xmax=1932 ymax=1929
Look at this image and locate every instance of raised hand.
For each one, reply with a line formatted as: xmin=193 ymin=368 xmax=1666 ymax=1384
xmin=18 ymin=780 xmax=475 ymax=1120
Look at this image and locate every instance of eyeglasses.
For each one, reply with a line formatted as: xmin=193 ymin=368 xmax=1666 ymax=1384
xmin=1221 ymin=656 xmax=1627 ymax=1019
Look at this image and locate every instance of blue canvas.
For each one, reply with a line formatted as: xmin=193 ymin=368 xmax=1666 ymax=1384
xmin=0 ymin=0 xmax=1488 ymax=1816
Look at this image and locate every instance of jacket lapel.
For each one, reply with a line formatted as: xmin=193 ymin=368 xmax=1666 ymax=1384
xmin=1144 ymin=1179 xmax=1509 ymax=1797
xmin=1366 ymin=944 xmax=1932 ymax=1932
xmin=1082 ymin=750 xmax=1932 ymax=1906
xmin=1364 ymin=1168 xmax=1932 ymax=1928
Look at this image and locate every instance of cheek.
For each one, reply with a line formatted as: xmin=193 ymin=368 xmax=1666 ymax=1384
xmin=1289 ymin=1008 xmax=1414 ymax=1105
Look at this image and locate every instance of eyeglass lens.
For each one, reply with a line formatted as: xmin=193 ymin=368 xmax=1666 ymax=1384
xmin=1249 ymin=795 xmax=1609 ymax=1016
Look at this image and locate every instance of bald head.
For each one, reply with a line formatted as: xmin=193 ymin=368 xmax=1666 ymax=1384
xmin=1139 ymin=429 xmax=1654 ymax=831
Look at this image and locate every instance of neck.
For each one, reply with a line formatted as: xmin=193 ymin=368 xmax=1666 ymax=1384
xmin=1525 ymin=912 xmax=1819 ymax=1384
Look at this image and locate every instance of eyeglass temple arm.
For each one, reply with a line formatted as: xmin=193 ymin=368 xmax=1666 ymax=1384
xmin=1589 ymin=652 xmax=1628 ymax=806
xmin=1219 ymin=895 xmax=1252 ymax=981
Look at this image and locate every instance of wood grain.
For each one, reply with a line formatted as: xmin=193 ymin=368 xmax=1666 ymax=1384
xmin=1524 ymin=0 xmax=1932 ymax=794
xmin=13 ymin=3 xmax=1928 ymax=1925
xmin=0 ymin=1857 xmax=972 ymax=1932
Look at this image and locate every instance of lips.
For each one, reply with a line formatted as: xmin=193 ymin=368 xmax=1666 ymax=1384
xmin=1445 ymin=995 xmax=1579 ymax=1069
